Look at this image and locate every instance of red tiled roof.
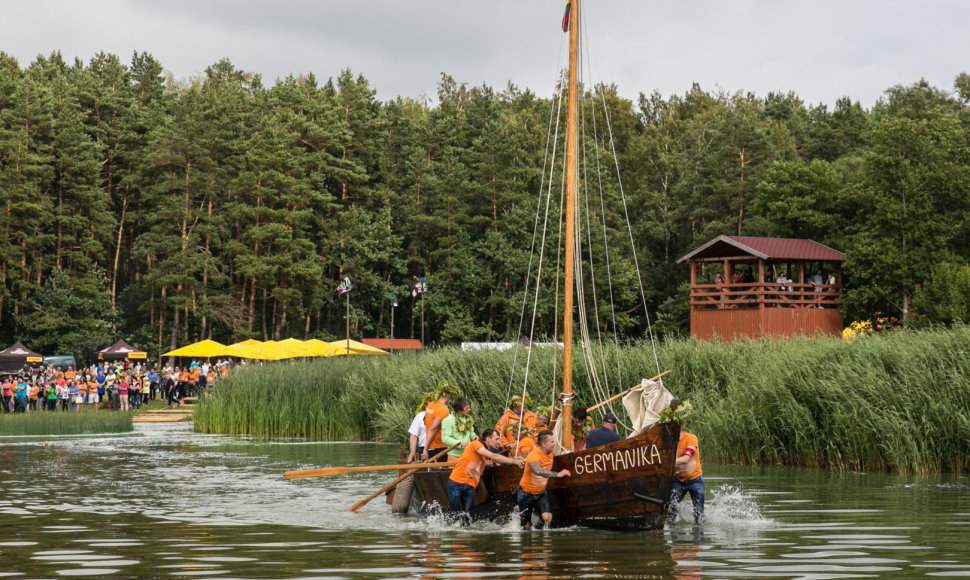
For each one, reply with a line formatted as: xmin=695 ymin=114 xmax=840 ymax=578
xmin=361 ymin=338 xmax=423 ymax=350
xmin=678 ymin=236 xmax=846 ymax=262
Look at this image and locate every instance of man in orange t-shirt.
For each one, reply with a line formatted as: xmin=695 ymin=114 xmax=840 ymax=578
xmin=669 ymin=429 xmax=704 ymax=524
xmin=495 ymin=394 xmax=538 ymax=452
xmin=517 ymin=430 xmax=570 ymax=529
xmin=447 ymin=428 xmax=524 ymax=524
xmin=422 ymin=387 xmax=453 ymax=462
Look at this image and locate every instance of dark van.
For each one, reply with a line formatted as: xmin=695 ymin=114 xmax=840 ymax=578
xmin=44 ymin=355 xmax=77 ymax=371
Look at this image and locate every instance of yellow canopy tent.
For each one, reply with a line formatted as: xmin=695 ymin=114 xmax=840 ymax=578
xmin=292 ymin=339 xmax=343 ymax=358
xmin=229 ymin=339 xmax=262 ymax=348
xmin=162 ymin=339 xmax=238 ymax=358
xmin=231 ymin=340 xmax=288 ymax=361
xmin=330 ymin=339 xmax=388 ymax=356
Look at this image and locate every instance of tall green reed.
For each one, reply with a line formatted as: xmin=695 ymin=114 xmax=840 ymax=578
xmin=195 ymin=326 xmax=970 ymax=473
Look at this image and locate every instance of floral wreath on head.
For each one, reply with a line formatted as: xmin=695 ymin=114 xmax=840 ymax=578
xmin=659 ymin=400 xmax=694 ymax=424
xmin=455 ymin=415 xmax=475 ymax=434
xmin=504 ymin=420 xmax=527 ymax=438
xmin=510 ymin=393 xmax=532 ymax=410
xmin=572 ymin=415 xmax=595 ymax=440
xmin=534 ymin=405 xmax=552 ymax=422
xmin=433 ymin=380 xmax=460 ymax=400
xmin=415 ymin=391 xmax=434 ymax=415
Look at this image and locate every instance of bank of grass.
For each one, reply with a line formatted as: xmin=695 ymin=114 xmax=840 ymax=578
xmin=0 ymin=411 xmax=133 ymax=436
xmin=195 ymin=326 xmax=970 ymax=473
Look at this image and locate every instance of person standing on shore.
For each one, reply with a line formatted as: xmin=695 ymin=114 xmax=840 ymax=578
xmin=1 ymin=377 xmax=12 ymax=412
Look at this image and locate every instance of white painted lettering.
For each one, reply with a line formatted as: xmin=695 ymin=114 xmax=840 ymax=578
xmin=650 ymin=445 xmax=662 ymax=464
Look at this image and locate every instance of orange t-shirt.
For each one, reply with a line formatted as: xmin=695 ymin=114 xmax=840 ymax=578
xmin=496 ymin=409 xmax=538 ymax=449
xmin=424 ymin=400 xmax=450 ymax=450
xmin=64 ymin=371 xmax=77 ymax=380
xmin=520 ymin=447 xmax=554 ymax=494
xmin=28 ymin=386 xmax=39 ymax=400
xmin=516 ymin=436 xmax=536 ymax=458
xmin=448 ymin=440 xmax=487 ymax=487
xmin=676 ymin=432 xmax=702 ymax=482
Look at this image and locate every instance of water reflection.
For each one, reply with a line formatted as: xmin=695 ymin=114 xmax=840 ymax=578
xmin=0 ymin=423 xmax=968 ymax=578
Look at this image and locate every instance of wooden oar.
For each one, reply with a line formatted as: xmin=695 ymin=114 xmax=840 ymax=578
xmin=284 ymin=443 xmax=458 ymax=480
xmin=345 ymin=443 xmax=459 ymax=512
xmin=587 ymin=370 xmax=672 ymax=413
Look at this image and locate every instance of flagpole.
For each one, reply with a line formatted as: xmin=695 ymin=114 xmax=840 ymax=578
xmin=345 ymin=290 xmax=350 ymax=358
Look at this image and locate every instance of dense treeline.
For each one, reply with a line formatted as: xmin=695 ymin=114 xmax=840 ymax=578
xmin=3 ymin=50 xmax=970 ymax=358
xmin=196 ymin=327 xmax=970 ymax=473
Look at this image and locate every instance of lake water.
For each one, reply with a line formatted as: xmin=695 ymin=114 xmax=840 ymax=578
xmin=1 ymin=423 xmax=968 ymax=579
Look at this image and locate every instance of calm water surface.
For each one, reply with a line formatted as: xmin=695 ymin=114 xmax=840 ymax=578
xmin=1 ymin=423 xmax=967 ymax=579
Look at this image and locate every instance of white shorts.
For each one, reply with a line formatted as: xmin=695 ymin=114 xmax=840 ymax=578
xmin=88 ymin=393 xmax=100 ymax=403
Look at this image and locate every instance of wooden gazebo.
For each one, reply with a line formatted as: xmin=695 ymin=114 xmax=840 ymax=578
xmin=677 ymin=236 xmax=846 ymax=340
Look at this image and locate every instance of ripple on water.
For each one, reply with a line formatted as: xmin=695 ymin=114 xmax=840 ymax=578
xmin=55 ymin=569 xmax=121 ymax=576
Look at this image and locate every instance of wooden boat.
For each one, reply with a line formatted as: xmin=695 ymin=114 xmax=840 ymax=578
xmin=400 ymin=0 xmax=682 ymax=532
xmin=405 ymin=422 xmax=679 ymax=531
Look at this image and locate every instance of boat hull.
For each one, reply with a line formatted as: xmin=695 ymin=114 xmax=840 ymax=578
xmin=408 ymin=422 xmax=681 ymax=531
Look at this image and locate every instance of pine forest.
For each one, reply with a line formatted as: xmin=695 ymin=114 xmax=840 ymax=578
xmin=3 ymin=51 xmax=970 ymax=359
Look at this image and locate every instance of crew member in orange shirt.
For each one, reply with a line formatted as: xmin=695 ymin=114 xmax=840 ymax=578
xmin=447 ymin=428 xmax=524 ymax=525
xmin=422 ymin=384 xmax=455 ymax=462
xmin=505 ymin=422 xmax=535 ymax=458
xmin=518 ymin=429 xmax=570 ymax=530
xmin=496 ymin=394 xmax=538 ymax=452
xmin=669 ymin=424 xmax=704 ymax=524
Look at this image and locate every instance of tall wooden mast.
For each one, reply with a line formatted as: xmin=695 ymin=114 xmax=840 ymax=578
xmin=561 ymin=0 xmax=579 ymax=450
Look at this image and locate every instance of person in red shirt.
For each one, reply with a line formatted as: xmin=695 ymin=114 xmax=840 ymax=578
xmin=447 ymin=428 xmax=524 ymax=525
xmin=517 ymin=430 xmax=570 ymax=530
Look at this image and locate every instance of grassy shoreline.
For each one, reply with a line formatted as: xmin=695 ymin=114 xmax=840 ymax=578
xmin=194 ymin=326 xmax=970 ymax=474
xmin=0 ymin=411 xmax=133 ymax=436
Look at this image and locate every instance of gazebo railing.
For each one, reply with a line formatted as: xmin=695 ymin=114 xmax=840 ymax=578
xmin=689 ymin=282 xmax=841 ymax=310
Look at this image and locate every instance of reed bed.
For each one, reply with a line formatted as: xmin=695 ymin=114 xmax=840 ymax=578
xmin=195 ymin=326 xmax=970 ymax=473
xmin=0 ymin=412 xmax=133 ymax=436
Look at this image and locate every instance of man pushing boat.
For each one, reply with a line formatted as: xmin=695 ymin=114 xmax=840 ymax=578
xmin=447 ymin=428 xmax=525 ymax=525
xmin=518 ymin=429 xmax=571 ymax=530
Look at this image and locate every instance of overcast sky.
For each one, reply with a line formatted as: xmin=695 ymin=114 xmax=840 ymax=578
xmin=3 ymin=1 xmax=966 ymax=108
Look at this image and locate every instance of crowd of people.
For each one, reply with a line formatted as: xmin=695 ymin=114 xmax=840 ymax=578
xmin=0 ymin=359 xmax=233 ymax=414
xmin=405 ymin=382 xmax=705 ymax=528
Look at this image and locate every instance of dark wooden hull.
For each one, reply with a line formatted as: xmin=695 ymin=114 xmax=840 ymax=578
xmin=408 ymin=422 xmax=681 ymax=531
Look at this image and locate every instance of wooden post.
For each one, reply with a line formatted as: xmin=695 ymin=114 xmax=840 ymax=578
xmin=758 ymin=259 xmax=765 ymax=310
